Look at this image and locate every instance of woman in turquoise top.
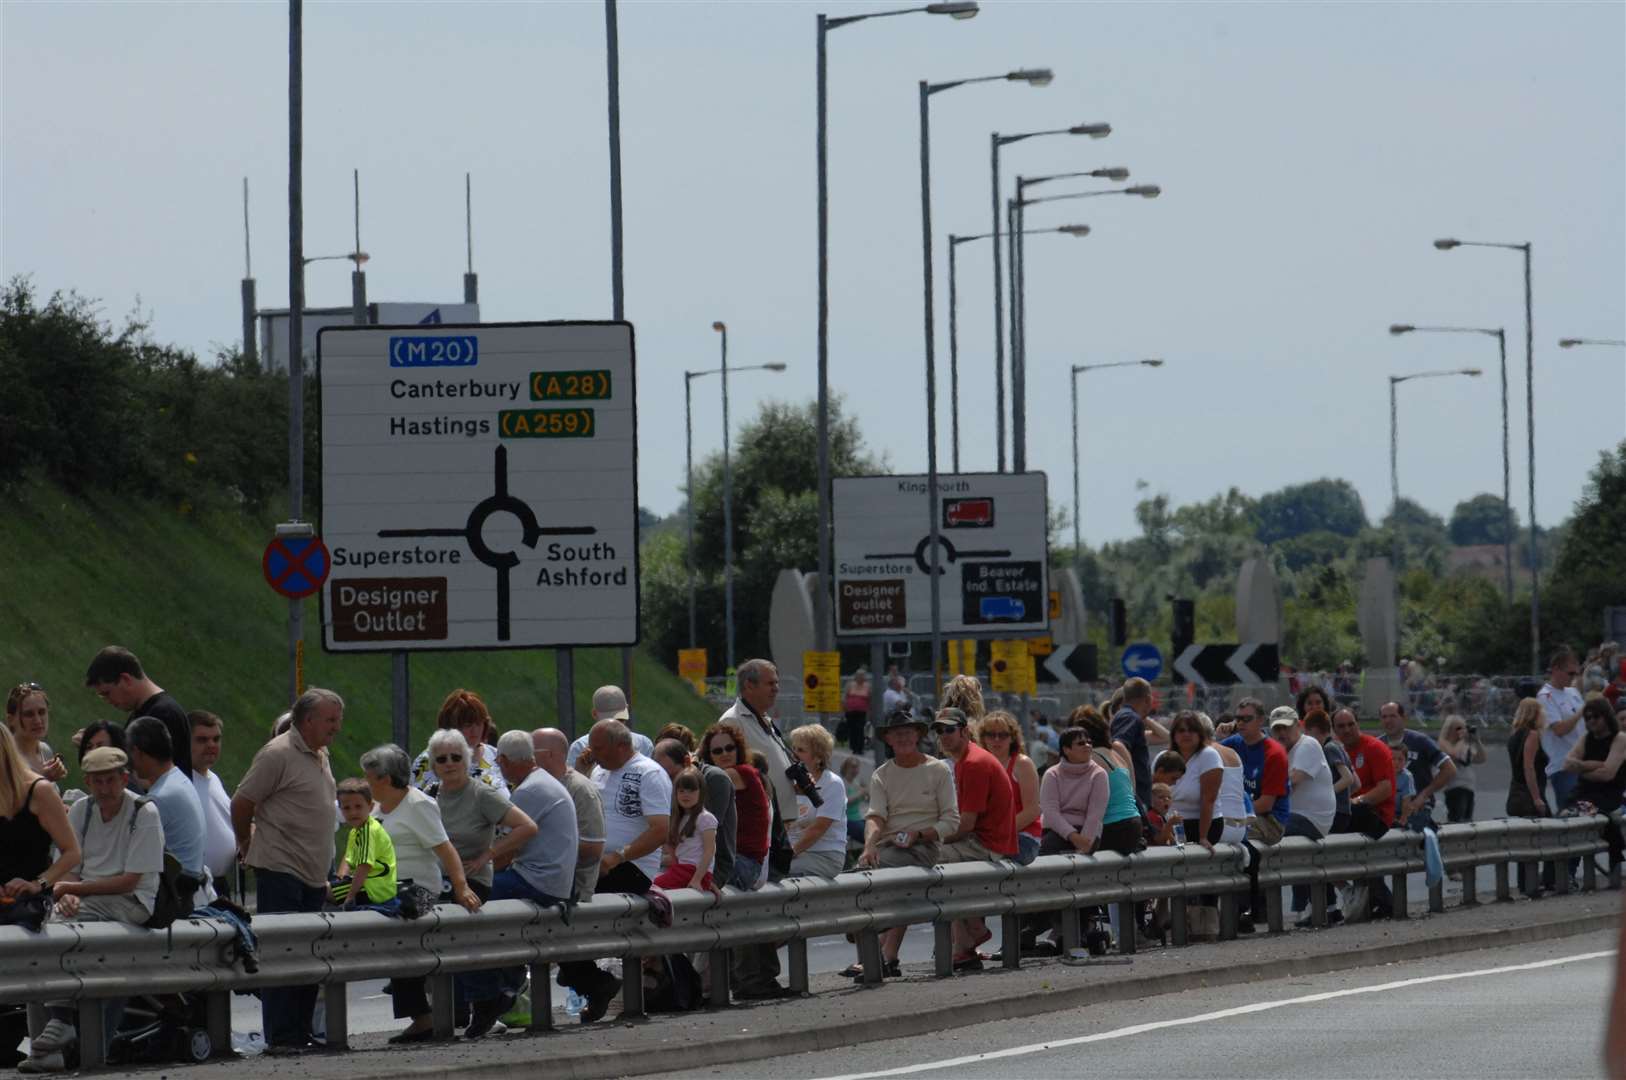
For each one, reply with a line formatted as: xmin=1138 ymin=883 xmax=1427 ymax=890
xmin=840 ymin=756 xmax=867 ymax=845
xmin=1072 ymin=712 xmax=1145 ymax=855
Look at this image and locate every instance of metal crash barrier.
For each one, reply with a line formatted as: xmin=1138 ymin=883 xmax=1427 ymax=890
xmin=1 ymin=815 xmax=1616 ymax=1068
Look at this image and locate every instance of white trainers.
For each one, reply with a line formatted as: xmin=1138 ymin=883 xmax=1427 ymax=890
xmin=29 ymin=1020 xmax=75 ymax=1053
xmin=18 ymin=1051 xmax=66 ymax=1074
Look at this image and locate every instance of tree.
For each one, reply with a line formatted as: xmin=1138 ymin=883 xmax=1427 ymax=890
xmin=1449 ymin=493 xmax=1519 ymax=546
xmin=642 ymin=397 xmax=877 ymax=667
xmin=1254 ymin=479 xmax=1368 ymax=545
xmin=1544 ymin=442 xmax=1626 ymax=653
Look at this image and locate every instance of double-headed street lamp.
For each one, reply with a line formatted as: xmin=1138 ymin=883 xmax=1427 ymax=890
xmin=1559 ymin=337 xmax=1626 ymax=349
xmin=1389 ymin=367 xmax=1482 ymax=592
xmin=1390 ymin=323 xmax=1513 ymax=601
xmin=1071 ymin=359 xmax=1164 ymax=575
xmin=949 ymin=223 xmax=1090 ymax=471
xmin=1433 ymin=237 xmax=1540 ymax=673
xmin=693 ymin=323 xmax=786 ymax=673
xmin=1010 ymin=181 xmax=1160 ymax=472
xmin=814 ymin=2 xmax=979 ymax=665
xmin=988 ymin=127 xmax=1112 ymax=470
xmin=919 ymin=65 xmax=1053 ymax=692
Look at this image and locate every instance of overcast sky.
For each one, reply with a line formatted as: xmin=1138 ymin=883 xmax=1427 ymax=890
xmin=4 ymin=1 xmax=1622 ymax=544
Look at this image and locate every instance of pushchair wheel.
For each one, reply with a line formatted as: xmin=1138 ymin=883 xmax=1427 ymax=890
xmin=178 ymin=1027 xmax=212 ymax=1063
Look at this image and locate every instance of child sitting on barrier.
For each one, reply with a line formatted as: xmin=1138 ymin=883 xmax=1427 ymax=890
xmin=1146 ymin=782 xmax=1181 ymax=847
xmin=328 ymin=778 xmax=399 ymax=911
xmin=654 ymin=767 xmax=720 ymax=893
xmin=1389 ymin=744 xmax=1417 ymax=832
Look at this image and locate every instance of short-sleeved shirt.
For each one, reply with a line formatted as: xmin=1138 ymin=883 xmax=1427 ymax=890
xmin=593 ymin=754 xmax=671 ymax=879
xmin=1221 ymin=734 xmax=1291 ymax=825
xmin=1287 ymin=734 xmax=1335 ymax=834
xmin=953 ymin=742 xmax=1018 ymax=856
xmin=146 ymin=765 xmax=207 ymax=877
xmin=376 ymin=787 xmax=449 ymax=889
xmin=1112 ymin=706 xmax=1152 ymax=807
xmin=235 ymin=724 xmax=338 ymax=888
xmin=73 ymin=791 xmax=165 ymax=917
xmin=508 ymin=767 xmax=578 ymax=900
xmin=560 ymin=769 xmax=605 ymax=900
xmin=1348 ymin=734 xmax=1397 ymax=827
xmin=868 ymin=757 xmax=959 ymax=839
xmin=568 ymin=731 xmax=653 ymax=769
xmin=343 ymin=817 xmax=399 ymax=903
xmin=673 ymin=808 xmax=718 ymax=868
xmin=411 ymin=744 xmax=507 ymax=796
xmin=131 ymin=691 xmax=193 ymax=778
xmin=1538 ymin=684 xmax=1586 ymax=777
xmin=792 ymin=769 xmax=848 ymax=857
xmin=192 ymin=770 xmax=237 ymax=880
xmin=436 ymin=780 xmax=513 ymax=888
xmin=1321 ymin=738 xmax=1353 ymax=816
xmin=1388 ymin=729 xmax=1448 ymax=808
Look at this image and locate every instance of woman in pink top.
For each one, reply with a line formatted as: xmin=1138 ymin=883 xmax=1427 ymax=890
xmin=976 ymin=710 xmax=1041 ymax=864
xmin=1038 ymin=727 xmax=1110 ymax=854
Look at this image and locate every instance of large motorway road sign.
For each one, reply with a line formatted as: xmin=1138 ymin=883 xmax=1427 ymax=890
xmin=832 ymin=472 xmax=1049 ymax=639
xmin=317 ymin=321 xmax=639 ymax=652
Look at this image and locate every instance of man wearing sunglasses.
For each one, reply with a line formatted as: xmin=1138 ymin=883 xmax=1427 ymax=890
xmin=932 ymin=708 xmax=1017 ymax=972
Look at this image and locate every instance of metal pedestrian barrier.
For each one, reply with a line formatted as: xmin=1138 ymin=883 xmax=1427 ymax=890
xmin=1 ymin=815 xmax=1616 ymax=1068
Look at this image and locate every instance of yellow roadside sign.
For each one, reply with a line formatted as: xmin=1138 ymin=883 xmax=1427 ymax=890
xmin=803 ymin=650 xmax=842 ymax=712
xmin=677 ymin=648 xmax=708 ymax=696
xmin=1048 ymin=590 xmax=1061 ymax=620
xmin=990 ymin=639 xmax=1036 ymax=693
xmin=1027 ymin=636 xmax=1054 ymax=656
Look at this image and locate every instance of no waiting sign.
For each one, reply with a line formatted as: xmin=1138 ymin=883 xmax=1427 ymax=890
xmin=317 ymin=321 xmax=640 ymax=652
xmin=832 ymin=472 xmax=1050 ymax=639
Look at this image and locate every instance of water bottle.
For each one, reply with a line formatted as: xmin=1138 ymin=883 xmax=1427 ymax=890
xmin=564 ymin=988 xmax=584 ymax=1017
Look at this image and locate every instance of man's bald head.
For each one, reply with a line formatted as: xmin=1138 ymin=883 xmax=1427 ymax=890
xmin=588 ymin=718 xmax=634 ymax=770
xmin=533 ymin=727 xmax=569 ymax=778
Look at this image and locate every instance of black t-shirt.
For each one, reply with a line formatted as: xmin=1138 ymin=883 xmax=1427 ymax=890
xmin=133 ymin=691 xmax=192 ymax=777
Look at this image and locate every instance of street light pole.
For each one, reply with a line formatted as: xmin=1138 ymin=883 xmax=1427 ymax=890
xmin=815 ymin=2 xmax=979 ymax=668
xmin=286 ymin=0 xmax=305 ymax=708
xmin=1389 ymin=367 xmax=1483 ymax=610
xmin=919 ymin=67 xmax=1053 ymax=694
xmin=1389 ymin=323 xmax=1514 ymax=601
xmin=1435 ymin=237 xmax=1540 ymax=674
xmin=713 ymin=322 xmax=734 ymax=674
xmin=685 ymin=372 xmax=697 ymax=650
xmin=1070 ymin=360 xmax=1164 ymax=575
xmin=987 ymin=125 xmax=1111 ymax=471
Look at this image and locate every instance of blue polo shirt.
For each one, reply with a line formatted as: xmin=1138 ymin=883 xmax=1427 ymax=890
xmin=1221 ymin=734 xmax=1291 ymax=826
xmin=147 ymin=764 xmax=207 ymax=877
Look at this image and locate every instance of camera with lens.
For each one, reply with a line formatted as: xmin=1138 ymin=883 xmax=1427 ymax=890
xmin=785 ymin=759 xmax=824 ymax=806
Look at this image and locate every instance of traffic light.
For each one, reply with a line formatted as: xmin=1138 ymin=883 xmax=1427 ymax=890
xmin=1171 ymin=598 xmax=1195 ymax=655
xmin=1109 ymin=598 xmax=1127 ymax=647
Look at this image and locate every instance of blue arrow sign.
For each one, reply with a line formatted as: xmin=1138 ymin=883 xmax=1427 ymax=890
xmin=1120 ymin=642 xmax=1164 ymax=680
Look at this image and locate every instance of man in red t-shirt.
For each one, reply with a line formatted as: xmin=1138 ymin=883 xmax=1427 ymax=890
xmin=1332 ymin=707 xmax=1397 ymax=920
xmin=931 ymin=707 xmax=1016 ymax=971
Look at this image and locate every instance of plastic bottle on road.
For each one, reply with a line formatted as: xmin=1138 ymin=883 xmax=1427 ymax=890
xmin=565 ymin=988 xmax=584 ymax=1017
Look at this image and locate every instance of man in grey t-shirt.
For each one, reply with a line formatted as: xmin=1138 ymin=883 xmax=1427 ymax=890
xmin=535 ymin=727 xmax=605 ymax=901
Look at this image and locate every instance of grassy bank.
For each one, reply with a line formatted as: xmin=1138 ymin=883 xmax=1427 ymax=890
xmin=0 ymin=475 xmax=715 ymax=787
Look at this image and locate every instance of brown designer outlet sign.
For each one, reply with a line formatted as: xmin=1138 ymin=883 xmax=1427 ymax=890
xmin=331 ymin=577 xmax=449 ymax=642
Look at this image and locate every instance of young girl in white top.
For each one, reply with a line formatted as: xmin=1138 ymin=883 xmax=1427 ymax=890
xmin=655 ymin=767 xmax=720 ymax=893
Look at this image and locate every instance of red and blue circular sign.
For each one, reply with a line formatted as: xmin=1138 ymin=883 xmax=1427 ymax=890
xmin=262 ymin=536 xmax=332 ymax=600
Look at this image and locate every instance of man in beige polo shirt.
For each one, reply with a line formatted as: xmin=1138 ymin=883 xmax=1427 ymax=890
xmin=231 ymin=687 xmax=342 ymax=1054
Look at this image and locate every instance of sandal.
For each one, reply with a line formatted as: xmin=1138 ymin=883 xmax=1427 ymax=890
xmin=839 ymin=963 xmax=863 ymax=978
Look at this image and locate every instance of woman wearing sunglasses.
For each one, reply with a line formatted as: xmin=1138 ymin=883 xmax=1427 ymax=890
xmin=975 ymin=711 xmax=1041 ymax=864
xmin=699 ymin=722 xmax=769 ymax=889
xmin=411 ymin=689 xmax=507 ymax=796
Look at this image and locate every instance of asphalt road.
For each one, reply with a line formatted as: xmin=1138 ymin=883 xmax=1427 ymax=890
xmin=648 ymin=929 xmax=1619 ymax=1080
xmin=227 ymin=745 xmax=1522 ymax=1039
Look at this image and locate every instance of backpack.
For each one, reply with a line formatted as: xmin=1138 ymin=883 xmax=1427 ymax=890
xmin=73 ymin=794 xmax=200 ymax=929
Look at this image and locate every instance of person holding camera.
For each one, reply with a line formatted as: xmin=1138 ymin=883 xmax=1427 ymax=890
xmin=786 ymin=725 xmax=847 ymax=878
xmin=1436 ymin=715 xmax=1486 ymax=823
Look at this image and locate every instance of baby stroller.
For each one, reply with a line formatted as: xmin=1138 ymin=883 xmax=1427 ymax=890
xmin=106 ymin=993 xmax=213 ymax=1066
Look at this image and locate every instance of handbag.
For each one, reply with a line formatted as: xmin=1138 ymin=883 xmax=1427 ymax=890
xmin=0 ymin=889 xmax=50 ymax=932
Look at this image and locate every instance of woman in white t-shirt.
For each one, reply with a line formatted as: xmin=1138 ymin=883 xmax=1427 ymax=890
xmin=654 ymin=767 xmax=719 ymax=893
xmin=786 ymin=725 xmax=849 ymax=879
xmin=1168 ymin=711 xmax=1246 ymax=850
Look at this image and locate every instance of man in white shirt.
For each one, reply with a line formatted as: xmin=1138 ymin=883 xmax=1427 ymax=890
xmin=1272 ymin=708 xmax=1340 ymax=926
xmin=189 ymin=711 xmax=237 ymax=899
xmin=1538 ymin=646 xmax=1586 ymax=810
xmin=588 ymin=719 xmax=671 ymax=895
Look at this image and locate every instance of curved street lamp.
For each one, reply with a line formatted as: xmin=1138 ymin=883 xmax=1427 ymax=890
xmin=1388 ymin=367 xmax=1482 ymax=596
xmin=1071 ymin=359 xmax=1165 ymax=583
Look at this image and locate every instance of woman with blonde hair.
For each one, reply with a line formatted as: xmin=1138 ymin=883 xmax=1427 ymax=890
xmin=976 ymin=711 xmax=1041 ymax=863
xmin=1437 ymin=714 xmax=1487 ymax=823
xmin=6 ymin=683 xmax=64 ymax=782
xmin=785 ymin=725 xmax=848 ymax=878
xmin=1506 ymin=698 xmax=1549 ymax=817
xmin=939 ymin=674 xmax=985 ymax=721
xmin=0 ymin=721 xmax=80 ymax=904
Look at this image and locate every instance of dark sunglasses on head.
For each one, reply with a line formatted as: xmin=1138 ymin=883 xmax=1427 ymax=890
xmin=434 ymin=753 xmax=464 ymax=764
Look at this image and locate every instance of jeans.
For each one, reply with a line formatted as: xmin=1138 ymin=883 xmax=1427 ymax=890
xmin=1284 ymin=814 xmax=1324 ymax=912
xmin=1549 ymin=771 xmax=1578 ymax=810
xmin=255 ymin=868 xmax=327 ymax=1046
xmin=458 ymin=873 xmax=562 ymax=1006
xmin=1443 ymin=788 xmax=1475 ymax=823
xmin=728 ymin=855 xmax=764 ymax=892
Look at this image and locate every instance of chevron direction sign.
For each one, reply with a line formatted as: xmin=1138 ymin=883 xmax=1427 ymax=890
xmin=1171 ymin=643 xmax=1280 ymax=686
xmin=1036 ymin=643 xmax=1099 ymax=685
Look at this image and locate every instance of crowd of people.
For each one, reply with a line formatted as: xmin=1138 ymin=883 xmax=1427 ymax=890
xmin=3 ymin=642 xmax=1624 ymax=1069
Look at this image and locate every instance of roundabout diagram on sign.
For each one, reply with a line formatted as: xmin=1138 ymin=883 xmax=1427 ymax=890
xmin=863 ymin=533 xmax=1012 ymax=576
xmin=377 ymin=446 xmax=594 ymax=641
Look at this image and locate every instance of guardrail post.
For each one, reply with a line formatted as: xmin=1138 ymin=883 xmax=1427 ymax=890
xmin=787 ymin=937 xmax=809 ymax=994
xmin=1115 ymin=901 xmax=1138 ymax=954
xmin=1584 ymin=853 xmax=1599 ymax=893
xmin=1495 ymin=861 xmax=1512 ymax=901
xmin=858 ymin=931 xmax=885 ymax=986
xmin=204 ymin=991 xmax=231 ymax=1058
xmin=932 ymin=921 xmax=953 ymax=978
xmin=1264 ymin=886 xmax=1284 ymax=934
xmin=430 ymin=973 xmax=456 ymax=1038
xmin=1218 ymin=893 xmax=1239 ymax=941
xmin=1309 ymin=882 xmax=1328 ymax=927
xmin=709 ymin=950 xmax=731 ymax=1005
xmin=1610 ymin=849 xmax=1622 ymax=890
xmin=1390 ymin=868 xmax=1408 ymax=919
xmin=323 ymin=981 xmax=349 ymax=1051
xmin=1000 ymin=913 xmax=1021 ymax=969
xmin=1461 ymin=866 xmax=1478 ymax=906
xmin=1170 ymin=900 xmax=1188 ymax=947
xmin=75 ymin=999 xmax=105 ymax=1070
xmin=1554 ymin=856 xmax=1572 ymax=895
xmin=26 ymin=1004 xmax=44 ymax=1041
xmin=622 ymin=959 xmax=646 ymax=1017
xmin=1428 ymin=880 xmax=1445 ymax=914
xmin=1060 ymin=905 xmax=1081 ymax=953
xmin=1521 ymin=860 xmax=1539 ymax=898
xmin=528 ymin=962 xmax=554 ymax=1031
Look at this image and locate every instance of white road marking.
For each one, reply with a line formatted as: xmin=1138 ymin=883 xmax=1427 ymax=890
xmin=814 ymin=949 xmax=1615 ymax=1080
